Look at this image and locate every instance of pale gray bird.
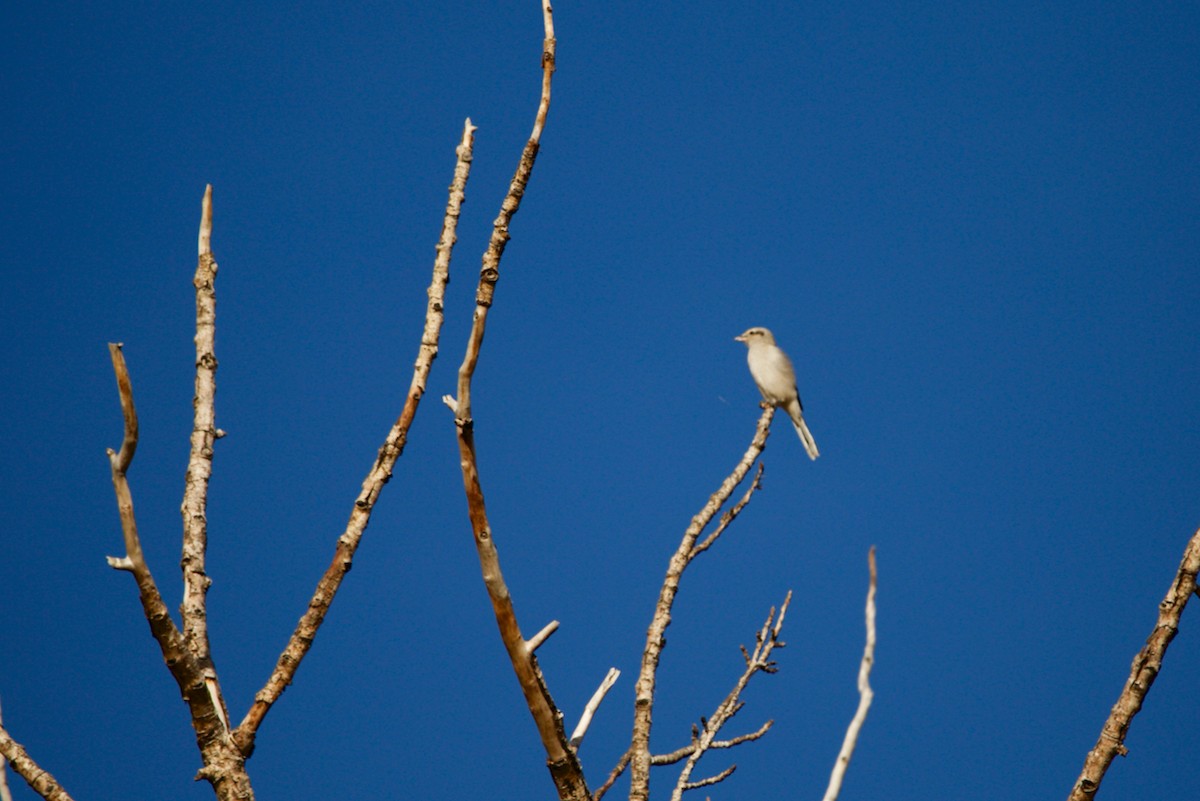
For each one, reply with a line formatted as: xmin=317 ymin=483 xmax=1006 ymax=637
xmin=735 ymin=327 xmax=820 ymax=460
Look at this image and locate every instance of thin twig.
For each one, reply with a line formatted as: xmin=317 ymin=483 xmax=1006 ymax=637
xmin=669 ymin=593 xmax=791 ymax=801
xmin=232 ymin=119 xmax=477 ymax=757
xmin=593 ymin=748 xmax=630 ymax=801
xmin=570 ymin=668 xmax=621 ymax=750
xmin=680 ymin=764 xmax=736 ymax=792
xmin=593 ymin=717 xmax=773 ymax=801
xmin=651 ymin=719 xmax=773 ymax=766
xmin=1067 ymin=525 xmax=1200 ymax=801
xmin=691 ymin=463 xmax=765 ymax=557
xmin=627 ymin=407 xmax=775 ymax=801
xmin=823 ymin=547 xmax=877 ymax=801
xmin=442 ymin=4 xmax=584 ymax=799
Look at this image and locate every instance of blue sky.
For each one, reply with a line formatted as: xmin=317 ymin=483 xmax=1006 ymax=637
xmin=3 ymin=3 xmax=1199 ymax=800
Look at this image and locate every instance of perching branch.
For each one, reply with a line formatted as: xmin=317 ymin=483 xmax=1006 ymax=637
xmin=442 ymin=4 xmax=587 ymax=800
xmin=669 ymin=593 xmax=791 ymax=801
xmin=1067 ymin=525 xmax=1200 ymax=801
xmin=231 ymin=118 xmax=477 ymax=757
xmin=0 ymin=715 xmax=73 ymax=801
xmin=823 ymin=547 xmax=877 ymax=801
xmin=627 ymin=406 xmax=774 ymax=801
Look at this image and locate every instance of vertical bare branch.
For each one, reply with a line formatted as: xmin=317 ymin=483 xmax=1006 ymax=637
xmin=0 ymin=720 xmax=73 ymax=801
xmin=627 ymin=406 xmax=774 ymax=801
xmin=1068 ymin=525 xmax=1200 ymax=801
xmin=178 ymin=185 xmax=235 ymax=745
xmin=669 ymin=593 xmax=791 ymax=801
xmin=442 ymin=4 xmax=586 ymax=799
xmin=823 ymin=546 xmax=877 ymax=801
xmin=232 ymin=118 xmax=477 ymax=756
xmin=181 ymin=183 xmax=220 ymax=669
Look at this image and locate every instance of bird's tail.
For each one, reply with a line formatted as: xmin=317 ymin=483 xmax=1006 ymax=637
xmin=792 ymin=415 xmax=820 ymax=461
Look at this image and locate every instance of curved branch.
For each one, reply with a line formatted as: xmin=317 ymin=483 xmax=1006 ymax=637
xmin=443 ymin=4 xmax=586 ymax=799
xmin=823 ymin=546 xmax=877 ymax=801
xmin=104 ymin=342 xmax=189 ymax=665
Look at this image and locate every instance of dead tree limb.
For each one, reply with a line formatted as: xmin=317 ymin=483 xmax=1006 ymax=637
xmin=627 ymin=406 xmax=774 ymax=801
xmin=668 ymin=593 xmax=791 ymax=801
xmin=442 ymin=3 xmax=590 ymax=800
xmin=181 ymin=184 xmax=226 ymax=730
xmin=0 ymin=717 xmax=73 ymax=801
xmin=823 ymin=546 xmax=877 ymax=801
xmin=1067 ymin=525 xmax=1200 ymax=801
xmin=106 ymin=189 xmax=254 ymax=801
xmin=593 ymin=722 xmax=776 ymax=800
xmin=571 ymin=668 xmax=621 ymax=751
xmin=231 ymin=118 xmax=477 ymax=756
xmin=0 ymin=699 xmax=10 ymax=801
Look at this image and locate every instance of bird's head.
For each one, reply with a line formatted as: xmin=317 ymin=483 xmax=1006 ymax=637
xmin=734 ymin=327 xmax=776 ymax=346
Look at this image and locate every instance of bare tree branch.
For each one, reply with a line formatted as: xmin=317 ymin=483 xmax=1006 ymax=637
xmin=669 ymin=593 xmax=791 ymax=801
xmin=528 ymin=619 xmax=561 ymax=653
xmin=627 ymin=406 xmax=775 ymax=801
xmin=691 ymin=462 xmax=764 ymax=557
xmin=570 ymin=668 xmax=621 ymax=750
xmin=823 ymin=546 xmax=877 ymax=801
xmin=441 ymin=4 xmax=586 ymax=799
xmin=104 ymin=342 xmax=191 ymax=672
xmin=594 ymin=719 xmax=774 ymax=801
xmin=592 ymin=748 xmax=630 ymax=801
xmin=177 ymin=184 xmax=234 ymax=742
xmin=105 ymin=190 xmax=254 ymax=801
xmin=1068 ymin=525 xmax=1200 ymax=801
xmin=181 ymin=184 xmax=223 ymax=701
xmin=0 ymin=698 xmax=17 ymax=801
xmin=231 ymin=118 xmax=477 ymax=756
xmin=679 ymin=764 xmax=736 ymax=792
xmin=651 ymin=719 xmax=774 ymax=766
xmin=0 ymin=717 xmax=73 ymax=801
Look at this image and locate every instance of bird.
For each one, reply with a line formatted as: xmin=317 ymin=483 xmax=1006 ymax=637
xmin=735 ymin=327 xmax=819 ymax=460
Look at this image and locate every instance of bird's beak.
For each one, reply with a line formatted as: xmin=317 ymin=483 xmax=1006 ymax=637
xmin=734 ymin=334 xmax=746 ymax=342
